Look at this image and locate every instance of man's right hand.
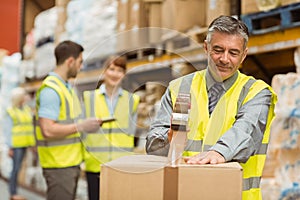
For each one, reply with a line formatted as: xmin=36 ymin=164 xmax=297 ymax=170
xmin=77 ymin=118 xmax=102 ymax=133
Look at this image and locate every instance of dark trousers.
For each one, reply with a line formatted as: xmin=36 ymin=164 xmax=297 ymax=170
xmin=43 ymin=166 xmax=80 ymax=200
xmin=9 ymin=147 xmax=26 ymax=196
xmin=86 ymin=172 xmax=100 ymax=200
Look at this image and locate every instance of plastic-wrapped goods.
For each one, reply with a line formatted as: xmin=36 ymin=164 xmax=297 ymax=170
xmin=34 ymin=7 xmax=58 ymax=45
xmin=65 ymin=0 xmax=118 ymax=62
xmin=262 ymin=73 xmax=300 ymax=199
xmin=276 ymin=161 xmax=300 ymax=200
xmin=34 ymin=42 xmax=56 ymax=79
xmin=82 ymin=0 xmax=117 ymax=61
xmin=23 ymin=30 xmax=35 ymax=60
xmin=0 ymin=53 xmax=22 ymax=112
xmin=270 ymin=73 xmax=300 ymax=150
xmin=261 ymin=178 xmax=281 ymax=200
xmin=20 ymin=60 xmax=35 ymax=82
xmin=0 ymin=146 xmax=12 ymax=179
xmin=65 ymin=0 xmax=94 ymax=44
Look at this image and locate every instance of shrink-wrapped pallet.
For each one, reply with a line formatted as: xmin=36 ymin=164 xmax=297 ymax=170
xmin=262 ymin=72 xmax=300 ymax=199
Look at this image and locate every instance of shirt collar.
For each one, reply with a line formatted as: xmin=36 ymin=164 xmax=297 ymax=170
xmin=49 ymin=72 xmax=71 ymax=89
xmin=205 ymin=69 xmax=238 ymax=91
xmin=99 ymin=84 xmax=123 ymax=96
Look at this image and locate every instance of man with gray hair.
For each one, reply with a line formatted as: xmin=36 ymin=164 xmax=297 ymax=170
xmin=146 ymin=15 xmax=277 ymax=200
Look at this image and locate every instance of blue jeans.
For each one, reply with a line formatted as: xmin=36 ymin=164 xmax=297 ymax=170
xmin=9 ymin=147 xmax=26 ymax=196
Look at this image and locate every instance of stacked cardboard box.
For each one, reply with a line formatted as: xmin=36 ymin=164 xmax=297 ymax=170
xmin=116 ymin=0 xmax=149 ymax=52
xmin=262 ymin=72 xmax=300 ymax=199
xmin=206 ymin=0 xmax=231 ymax=26
xmin=161 ymin=0 xmax=207 ymax=33
xmin=136 ymin=82 xmax=166 ymax=129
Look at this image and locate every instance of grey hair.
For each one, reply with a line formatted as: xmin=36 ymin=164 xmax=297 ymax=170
xmin=206 ymin=15 xmax=249 ymax=49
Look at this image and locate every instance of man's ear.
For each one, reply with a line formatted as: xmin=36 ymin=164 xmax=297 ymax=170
xmin=204 ymin=40 xmax=208 ymax=52
xmin=65 ymin=56 xmax=75 ymax=66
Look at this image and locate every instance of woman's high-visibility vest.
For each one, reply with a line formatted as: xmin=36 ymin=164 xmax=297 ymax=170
xmin=83 ymin=89 xmax=140 ymax=172
xmin=7 ymin=105 xmax=35 ymax=148
xmin=169 ymin=70 xmax=277 ymax=200
xmin=35 ymin=75 xmax=83 ymax=168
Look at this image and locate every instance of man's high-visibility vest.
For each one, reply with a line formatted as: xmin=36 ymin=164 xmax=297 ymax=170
xmin=35 ymin=75 xmax=83 ymax=168
xmin=169 ymin=70 xmax=277 ymax=200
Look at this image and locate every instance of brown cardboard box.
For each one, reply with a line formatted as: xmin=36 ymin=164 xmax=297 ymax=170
xmin=161 ymin=0 xmax=207 ymax=32
xmin=148 ymin=3 xmax=163 ymax=43
xmin=241 ymin=0 xmax=260 ymax=14
xmin=128 ymin=0 xmax=148 ymax=29
xmin=206 ymin=0 xmax=231 ymax=26
xmin=117 ymin=0 xmax=130 ymax=31
xmin=100 ymin=155 xmax=243 ymax=200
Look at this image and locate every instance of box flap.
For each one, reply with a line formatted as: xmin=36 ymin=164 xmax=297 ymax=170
xmin=177 ymin=161 xmax=243 ymax=170
xmin=101 ymin=155 xmax=168 ymax=173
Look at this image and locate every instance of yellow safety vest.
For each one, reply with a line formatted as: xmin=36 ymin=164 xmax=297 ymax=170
xmin=35 ymin=75 xmax=83 ymax=168
xmin=169 ymin=70 xmax=277 ymax=200
xmin=7 ymin=105 xmax=35 ymax=148
xmin=83 ymin=89 xmax=140 ymax=172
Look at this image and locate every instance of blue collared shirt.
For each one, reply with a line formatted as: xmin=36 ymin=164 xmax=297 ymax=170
xmin=99 ymin=84 xmax=123 ymax=116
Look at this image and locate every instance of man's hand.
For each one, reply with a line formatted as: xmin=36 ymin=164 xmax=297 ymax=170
xmin=77 ymin=118 xmax=102 ymax=133
xmin=184 ymin=150 xmax=225 ymax=164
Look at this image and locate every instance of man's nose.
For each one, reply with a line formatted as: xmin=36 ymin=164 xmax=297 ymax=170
xmin=219 ymin=52 xmax=229 ymax=63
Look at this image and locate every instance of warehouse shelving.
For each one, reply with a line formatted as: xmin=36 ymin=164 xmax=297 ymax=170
xmin=21 ymin=23 xmax=300 ymax=91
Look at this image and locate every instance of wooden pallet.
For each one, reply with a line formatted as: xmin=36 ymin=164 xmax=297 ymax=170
xmin=162 ymin=28 xmax=207 ymax=54
xmin=241 ymin=2 xmax=300 ymax=35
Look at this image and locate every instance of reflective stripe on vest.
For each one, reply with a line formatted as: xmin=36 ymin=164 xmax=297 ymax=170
xmin=83 ymin=89 xmax=139 ymax=172
xmin=7 ymin=105 xmax=35 ymax=147
xmin=169 ymin=70 xmax=277 ymax=200
xmin=35 ymin=75 xmax=83 ymax=168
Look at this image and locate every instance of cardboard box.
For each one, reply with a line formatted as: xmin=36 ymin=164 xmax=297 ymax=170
xmin=117 ymin=0 xmax=130 ymax=32
xmin=128 ymin=0 xmax=148 ymax=29
xmin=148 ymin=3 xmax=163 ymax=43
xmin=100 ymin=155 xmax=243 ymax=200
xmin=161 ymin=0 xmax=207 ymax=32
xmin=206 ymin=0 xmax=231 ymax=26
xmin=241 ymin=0 xmax=260 ymax=14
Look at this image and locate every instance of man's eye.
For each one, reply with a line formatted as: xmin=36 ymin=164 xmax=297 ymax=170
xmin=230 ymin=51 xmax=240 ymax=57
xmin=213 ymin=49 xmax=223 ymax=53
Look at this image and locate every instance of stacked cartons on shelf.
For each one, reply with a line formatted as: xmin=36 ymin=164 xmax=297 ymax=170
xmin=262 ymin=73 xmax=300 ymax=199
xmin=116 ymin=0 xmax=149 ymax=52
xmin=116 ymin=0 xmax=212 ymax=53
xmin=206 ymin=0 xmax=231 ymax=26
xmin=136 ymin=82 xmax=166 ymax=129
